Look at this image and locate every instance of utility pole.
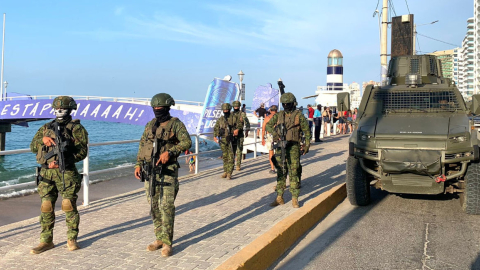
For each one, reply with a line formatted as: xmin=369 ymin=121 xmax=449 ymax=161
xmin=413 ymin=24 xmax=416 ymax=55
xmin=381 ymin=0 xmax=388 ymax=86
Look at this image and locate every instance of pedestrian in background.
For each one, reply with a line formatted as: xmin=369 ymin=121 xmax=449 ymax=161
xmin=254 ymin=103 xmax=267 ymax=138
xmin=241 ymin=104 xmax=246 ymax=113
xmin=185 ymin=150 xmax=195 ymax=172
xmin=314 ymin=104 xmax=322 ymax=142
xmin=307 ymin=104 xmax=314 ymax=135
xmin=262 ymin=105 xmax=278 ymax=174
xmin=322 ymin=107 xmax=331 ymax=136
xmin=352 ymin=108 xmax=358 ymax=131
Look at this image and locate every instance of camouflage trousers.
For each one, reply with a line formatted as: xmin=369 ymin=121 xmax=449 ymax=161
xmin=145 ymin=167 xmax=179 ymax=246
xmin=273 ymin=143 xmax=302 ymax=198
xmin=234 ymin=136 xmax=244 ymax=167
xmin=220 ymin=139 xmax=235 ymax=174
xmin=37 ymin=168 xmax=82 ymax=243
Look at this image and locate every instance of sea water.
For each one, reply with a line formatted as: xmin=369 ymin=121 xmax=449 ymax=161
xmin=0 ymin=119 xmax=219 ymax=189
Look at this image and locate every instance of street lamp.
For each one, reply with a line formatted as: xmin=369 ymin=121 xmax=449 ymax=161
xmin=414 ymin=20 xmax=439 ymax=55
xmin=238 ymin=70 xmax=245 ymax=100
xmin=3 ymin=81 xmax=7 ymax=100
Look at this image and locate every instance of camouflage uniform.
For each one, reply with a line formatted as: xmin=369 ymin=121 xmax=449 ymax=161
xmin=266 ymin=93 xmax=311 ymax=201
xmin=214 ymin=108 xmax=243 ymax=175
xmin=231 ymin=102 xmax=249 ymax=169
xmin=30 ymin=97 xmax=88 ymax=244
xmin=135 ymin=117 xmax=191 ymax=246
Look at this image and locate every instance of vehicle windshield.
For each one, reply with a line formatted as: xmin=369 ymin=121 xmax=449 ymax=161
xmin=374 ymin=90 xmax=462 ymax=113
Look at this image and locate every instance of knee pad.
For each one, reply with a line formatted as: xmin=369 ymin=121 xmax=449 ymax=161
xmin=61 ymin=199 xmax=74 ymax=212
xmin=40 ymin=201 xmax=53 ymax=213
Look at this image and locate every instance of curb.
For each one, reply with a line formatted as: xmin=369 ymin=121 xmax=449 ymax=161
xmin=216 ymin=183 xmax=347 ymax=270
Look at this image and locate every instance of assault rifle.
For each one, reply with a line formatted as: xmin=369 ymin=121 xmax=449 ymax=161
xmin=271 ymin=124 xmax=287 ymax=175
xmin=141 ymin=138 xmax=171 ymax=219
xmin=225 ymin=118 xmax=235 ymax=154
xmin=43 ymin=122 xmax=69 ymax=190
xmin=300 ymin=131 xmax=306 ymax=155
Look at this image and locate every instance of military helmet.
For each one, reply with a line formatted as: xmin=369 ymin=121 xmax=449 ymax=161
xmin=151 ymin=93 xmax=175 ymax=107
xmin=232 ymin=100 xmax=241 ymax=107
xmin=280 ymin=92 xmax=296 ymax=103
xmin=52 ymin=96 xmax=77 ymax=110
xmin=221 ymin=103 xmax=232 ymax=111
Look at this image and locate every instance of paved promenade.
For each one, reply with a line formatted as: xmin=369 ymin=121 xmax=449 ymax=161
xmin=0 ymin=136 xmax=349 ymax=270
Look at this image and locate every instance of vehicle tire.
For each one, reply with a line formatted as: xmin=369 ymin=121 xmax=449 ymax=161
xmin=346 ymin=156 xmax=371 ymax=206
xmin=462 ymin=161 xmax=480 ymax=215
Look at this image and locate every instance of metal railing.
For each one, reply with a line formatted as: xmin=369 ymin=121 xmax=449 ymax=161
xmin=0 ymin=129 xmax=260 ymax=206
xmin=2 ymin=95 xmax=204 ymax=107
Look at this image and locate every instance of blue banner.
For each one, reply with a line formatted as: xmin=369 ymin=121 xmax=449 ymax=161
xmin=0 ymin=99 xmax=200 ymax=134
xmin=196 ymin=78 xmax=239 ymax=134
xmin=252 ymin=83 xmax=279 ymax=112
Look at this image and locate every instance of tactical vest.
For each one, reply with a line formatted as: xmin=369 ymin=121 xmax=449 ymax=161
xmin=276 ymin=110 xmax=301 ymax=142
xmin=218 ymin=116 xmax=235 ymax=137
xmin=138 ymin=117 xmax=180 ymax=162
xmin=36 ymin=119 xmax=79 ymax=166
xmin=232 ymin=111 xmax=244 ymax=128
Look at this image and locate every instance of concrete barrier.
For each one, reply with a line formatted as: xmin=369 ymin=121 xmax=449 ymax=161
xmin=216 ymin=183 xmax=347 ymax=270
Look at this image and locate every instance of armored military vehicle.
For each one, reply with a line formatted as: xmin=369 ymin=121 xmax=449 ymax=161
xmin=347 ymin=54 xmax=480 ymax=214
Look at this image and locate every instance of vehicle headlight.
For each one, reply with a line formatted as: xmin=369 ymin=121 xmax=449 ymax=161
xmin=449 ymin=135 xmax=467 ymax=142
xmin=360 ymin=133 xmax=372 ymax=141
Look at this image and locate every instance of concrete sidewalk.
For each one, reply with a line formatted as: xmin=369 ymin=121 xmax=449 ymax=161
xmin=0 ymin=136 xmax=349 ymax=270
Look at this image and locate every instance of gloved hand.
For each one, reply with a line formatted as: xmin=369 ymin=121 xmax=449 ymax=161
xmin=43 ymin=137 xmax=55 ymax=147
xmin=245 ymin=131 xmax=249 ymax=137
xmin=134 ymin=167 xmax=141 ymax=179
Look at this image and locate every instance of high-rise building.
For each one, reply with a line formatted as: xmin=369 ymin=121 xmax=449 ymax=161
xmin=459 ymin=18 xmax=475 ymax=98
xmin=429 ymin=48 xmax=460 ymax=85
xmin=475 ymin=0 xmax=480 ymax=96
xmin=348 ymin=82 xmax=362 ymax=110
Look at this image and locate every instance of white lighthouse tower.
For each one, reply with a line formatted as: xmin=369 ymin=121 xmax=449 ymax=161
xmin=326 ymin=49 xmax=343 ymax=91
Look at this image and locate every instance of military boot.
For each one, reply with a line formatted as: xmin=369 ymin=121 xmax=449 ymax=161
xmin=30 ymin=242 xmax=54 ymax=254
xmin=236 ymin=165 xmax=241 ymax=171
xmin=270 ymin=195 xmax=284 ymax=207
xmin=67 ymin=240 xmax=79 ymax=251
xmin=227 ymin=174 xmax=232 ymax=180
xmin=161 ymin=245 xmax=173 ymax=257
xmin=292 ymin=197 xmax=300 ymax=208
xmin=221 ymin=173 xmax=227 ymax=178
xmin=146 ymin=240 xmax=163 ymax=251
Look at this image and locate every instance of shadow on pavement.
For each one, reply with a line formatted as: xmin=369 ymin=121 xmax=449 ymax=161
xmin=173 ymin=159 xmax=347 ymax=253
xmin=268 ymin=188 xmax=388 ymax=270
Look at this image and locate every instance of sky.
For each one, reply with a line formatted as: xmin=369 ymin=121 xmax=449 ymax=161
xmin=0 ymin=0 xmax=475 ymax=107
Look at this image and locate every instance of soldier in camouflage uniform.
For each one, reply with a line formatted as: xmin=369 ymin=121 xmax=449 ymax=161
xmin=29 ymin=96 xmax=89 ymax=254
xmin=266 ymin=92 xmax=311 ymax=208
xmin=134 ymin=93 xmax=192 ymax=257
xmin=213 ymin=103 xmax=243 ymax=179
xmin=231 ymin=100 xmax=250 ymax=171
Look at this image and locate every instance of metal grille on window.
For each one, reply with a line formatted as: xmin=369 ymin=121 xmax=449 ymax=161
xmin=410 ymin=59 xmax=420 ymax=74
xmin=429 ymin=57 xmax=437 ymax=75
xmin=374 ymin=90 xmax=460 ymax=113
